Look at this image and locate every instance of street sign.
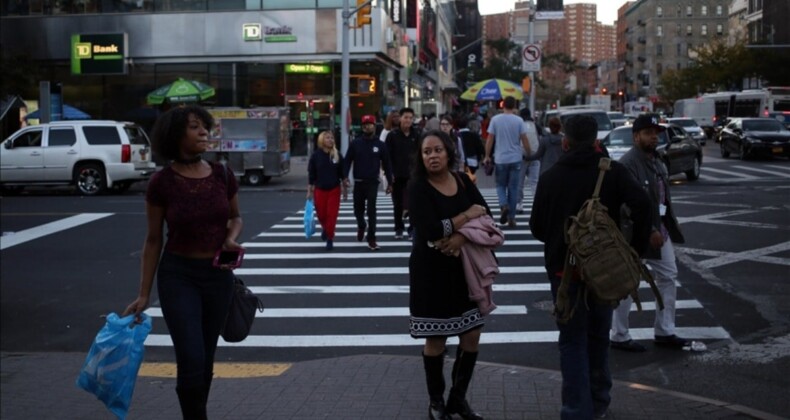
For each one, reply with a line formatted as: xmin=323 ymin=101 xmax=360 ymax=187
xmin=522 ymin=44 xmax=542 ymax=72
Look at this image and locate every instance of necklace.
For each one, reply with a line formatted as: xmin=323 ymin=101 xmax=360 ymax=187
xmin=173 ymin=155 xmax=202 ymax=165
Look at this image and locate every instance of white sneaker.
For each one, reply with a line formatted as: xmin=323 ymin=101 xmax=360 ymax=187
xmin=516 ymin=203 xmax=523 ymax=213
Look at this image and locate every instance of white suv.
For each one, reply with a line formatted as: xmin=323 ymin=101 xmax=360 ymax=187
xmin=1 ymin=120 xmax=155 ymax=195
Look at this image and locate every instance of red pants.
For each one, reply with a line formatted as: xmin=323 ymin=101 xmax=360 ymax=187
xmin=314 ymin=186 xmax=341 ymax=240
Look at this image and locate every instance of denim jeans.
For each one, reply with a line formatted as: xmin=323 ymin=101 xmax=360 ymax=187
xmin=517 ymin=159 xmax=541 ymax=207
xmin=550 ymin=274 xmax=613 ymax=419
xmin=353 ymin=179 xmax=380 ymax=240
xmin=494 ymin=161 xmax=522 ymax=221
xmin=157 ymin=252 xmax=234 ymax=390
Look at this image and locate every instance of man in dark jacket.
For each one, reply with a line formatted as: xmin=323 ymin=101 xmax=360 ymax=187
xmin=343 ymin=115 xmax=394 ymax=250
xmin=610 ymin=114 xmax=689 ymax=352
xmin=529 ymin=115 xmax=651 ymax=419
xmin=384 ymin=107 xmax=418 ymax=239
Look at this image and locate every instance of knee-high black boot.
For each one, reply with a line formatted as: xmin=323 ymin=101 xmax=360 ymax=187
xmin=176 ymin=385 xmax=208 ymax=420
xmin=446 ymin=348 xmax=484 ymax=420
xmin=422 ymin=353 xmax=451 ymax=420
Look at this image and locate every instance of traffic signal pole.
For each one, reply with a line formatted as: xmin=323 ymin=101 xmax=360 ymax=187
xmin=341 ymin=0 xmax=373 ymax=157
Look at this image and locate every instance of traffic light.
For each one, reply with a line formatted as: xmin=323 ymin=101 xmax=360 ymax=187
xmin=356 ymin=0 xmax=371 ymax=27
xmin=601 ymin=87 xmax=608 ymax=95
xmin=618 ymin=90 xmax=624 ymax=97
xmin=522 ymin=76 xmax=531 ymax=94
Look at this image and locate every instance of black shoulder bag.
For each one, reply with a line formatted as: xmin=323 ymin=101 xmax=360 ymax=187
xmin=218 ymin=163 xmax=264 ymax=343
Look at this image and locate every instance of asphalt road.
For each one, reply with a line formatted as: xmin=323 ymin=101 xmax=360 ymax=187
xmin=1 ymin=146 xmax=788 ymax=417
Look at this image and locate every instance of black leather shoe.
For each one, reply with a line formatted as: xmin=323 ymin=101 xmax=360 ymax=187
xmin=654 ymin=334 xmax=690 ymax=349
xmin=610 ymin=339 xmax=647 ymax=352
xmin=446 ymin=398 xmax=484 ymax=420
xmin=429 ymin=399 xmax=451 ymax=420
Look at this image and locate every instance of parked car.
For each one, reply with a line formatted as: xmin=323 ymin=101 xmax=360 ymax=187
xmin=602 ymin=123 xmax=703 ymax=181
xmin=557 ymin=109 xmax=614 ymax=141
xmin=1 ymin=120 xmax=155 ymax=195
xmin=766 ymin=112 xmax=790 ymax=130
xmin=607 ymin=112 xmax=628 ymax=127
xmin=719 ymin=117 xmax=790 ymax=160
xmin=667 ymin=117 xmax=707 ymax=145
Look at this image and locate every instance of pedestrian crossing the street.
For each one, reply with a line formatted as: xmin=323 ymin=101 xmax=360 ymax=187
xmin=143 ymin=190 xmax=731 ymax=349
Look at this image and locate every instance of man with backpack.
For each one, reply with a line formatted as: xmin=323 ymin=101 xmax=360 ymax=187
xmin=529 ymin=115 xmax=652 ymax=419
xmin=610 ymin=114 xmax=690 ymax=352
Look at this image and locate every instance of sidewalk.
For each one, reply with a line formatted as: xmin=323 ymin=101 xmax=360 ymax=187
xmin=1 ymin=351 xmax=782 ymax=419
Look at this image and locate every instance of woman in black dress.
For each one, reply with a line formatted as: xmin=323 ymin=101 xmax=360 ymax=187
xmin=408 ymin=130 xmax=490 ymax=420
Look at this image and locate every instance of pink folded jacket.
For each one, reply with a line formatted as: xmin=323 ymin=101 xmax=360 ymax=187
xmin=457 ymin=215 xmax=505 ymax=316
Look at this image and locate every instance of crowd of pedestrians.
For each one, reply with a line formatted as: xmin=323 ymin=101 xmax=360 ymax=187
xmin=124 ymin=102 xmax=693 ymax=420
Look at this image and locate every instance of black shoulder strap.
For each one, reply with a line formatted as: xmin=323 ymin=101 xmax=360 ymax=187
xmin=452 ymin=171 xmax=466 ymax=190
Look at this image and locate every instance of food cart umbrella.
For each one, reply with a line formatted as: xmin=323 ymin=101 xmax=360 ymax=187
xmin=146 ymin=78 xmax=215 ymax=105
xmin=460 ymin=78 xmax=524 ymax=101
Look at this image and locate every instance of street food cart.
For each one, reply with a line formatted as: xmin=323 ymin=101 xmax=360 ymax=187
xmin=203 ymin=107 xmax=290 ymax=185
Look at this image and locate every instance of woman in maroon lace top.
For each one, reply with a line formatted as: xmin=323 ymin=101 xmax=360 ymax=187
xmin=123 ymin=105 xmax=243 ymax=419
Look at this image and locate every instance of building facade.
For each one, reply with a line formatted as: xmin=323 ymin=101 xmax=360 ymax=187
xmin=620 ymin=0 xmax=730 ymax=101
xmin=0 ymin=1 xmax=411 ymax=155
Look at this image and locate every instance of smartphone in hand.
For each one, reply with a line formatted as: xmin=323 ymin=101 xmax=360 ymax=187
xmin=213 ymin=248 xmax=245 ymax=269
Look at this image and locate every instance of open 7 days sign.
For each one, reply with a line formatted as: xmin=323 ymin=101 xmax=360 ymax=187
xmin=71 ymin=33 xmax=128 ymax=75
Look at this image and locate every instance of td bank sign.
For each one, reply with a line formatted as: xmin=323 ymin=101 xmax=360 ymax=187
xmin=243 ymin=23 xmax=297 ymax=43
xmin=71 ymin=33 xmax=127 ymax=75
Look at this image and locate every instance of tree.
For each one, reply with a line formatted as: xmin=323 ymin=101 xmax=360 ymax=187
xmin=658 ymin=38 xmax=790 ymax=104
xmin=472 ymin=39 xmax=527 ymax=84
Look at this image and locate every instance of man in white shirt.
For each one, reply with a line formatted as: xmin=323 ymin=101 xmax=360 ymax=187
xmin=483 ymin=97 xmax=532 ymax=227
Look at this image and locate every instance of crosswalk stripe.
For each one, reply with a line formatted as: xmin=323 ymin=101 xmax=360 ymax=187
xmin=241 ymin=240 xmax=543 ymax=247
xmin=143 ymin=300 xmax=701 ymax=318
xmin=702 ymin=167 xmax=758 ymax=179
xmin=244 ymin=251 xmax=544 ymax=259
xmin=145 ymin=305 xmax=529 ymax=318
xmin=234 ymin=266 xmax=546 ymax=275
xmin=0 ymin=213 xmax=113 ymax=250
xmin=242 ymin=283 xmax=674 ymax=294
xmin=144 ymin=326 xmax=730 ymax=347
xmin=731 ymin=165 xmax=790 ymax=177
xmin=258 ymin=230 xmax=537 ymax=237
xmin=272 ymin=221 xmax=530 ymax=229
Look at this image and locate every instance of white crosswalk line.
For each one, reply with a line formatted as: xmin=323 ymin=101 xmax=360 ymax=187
xmin=702 ymin=166 xmax=758 ymax=179
xmin=241 ymin=240 xmax=543 ymax=247
xmin=244 ymin=251 xmax=544 ymax=259
xmin=731 ymin=165 xmax=790 ymax=177
xmin=0 ymin=213 xmax=113 ymax=250
xmin=144 ymin=326 xmax=730 ymax=347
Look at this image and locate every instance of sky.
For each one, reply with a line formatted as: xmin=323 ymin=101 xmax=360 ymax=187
xmin=478 ymin=0 xmax=624 ymax=25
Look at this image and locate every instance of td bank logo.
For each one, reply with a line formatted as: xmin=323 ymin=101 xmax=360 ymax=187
xmin=75 ymin=42 xmax=92 ymax=59
xmin=243 ymin=23 xmax=262 ymax=41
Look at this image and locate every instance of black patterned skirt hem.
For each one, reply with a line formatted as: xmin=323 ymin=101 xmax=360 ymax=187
xmin=409 ymin=308 xmax=485 ymax=338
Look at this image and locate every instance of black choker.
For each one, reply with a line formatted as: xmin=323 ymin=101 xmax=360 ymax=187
xmin=173 ymin=155 xmax=202 ymax=164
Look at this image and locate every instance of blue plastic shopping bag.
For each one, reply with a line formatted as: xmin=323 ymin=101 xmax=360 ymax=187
xmin=304 ymin=198 xmax=316 ymax=238
xmin=76 ymin=313 xmax=152 ymax=420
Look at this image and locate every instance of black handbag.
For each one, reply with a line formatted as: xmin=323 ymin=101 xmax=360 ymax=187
xmin=221 ymin=276 xmax=264 ymax=343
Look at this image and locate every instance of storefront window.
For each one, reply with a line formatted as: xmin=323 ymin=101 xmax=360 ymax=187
xmin=263 ymin=0 xmax=314 ymax=9
xmin=208 ymin=0 xmax=246 ymax=10
xmin=153 ymin=0 xmax=206 ymax=12
xmin=317 ymin=0 xmax=342 ymax=7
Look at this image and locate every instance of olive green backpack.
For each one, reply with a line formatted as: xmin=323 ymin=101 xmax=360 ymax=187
xmin=554 ymin=158 xmax=664 ymax=324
